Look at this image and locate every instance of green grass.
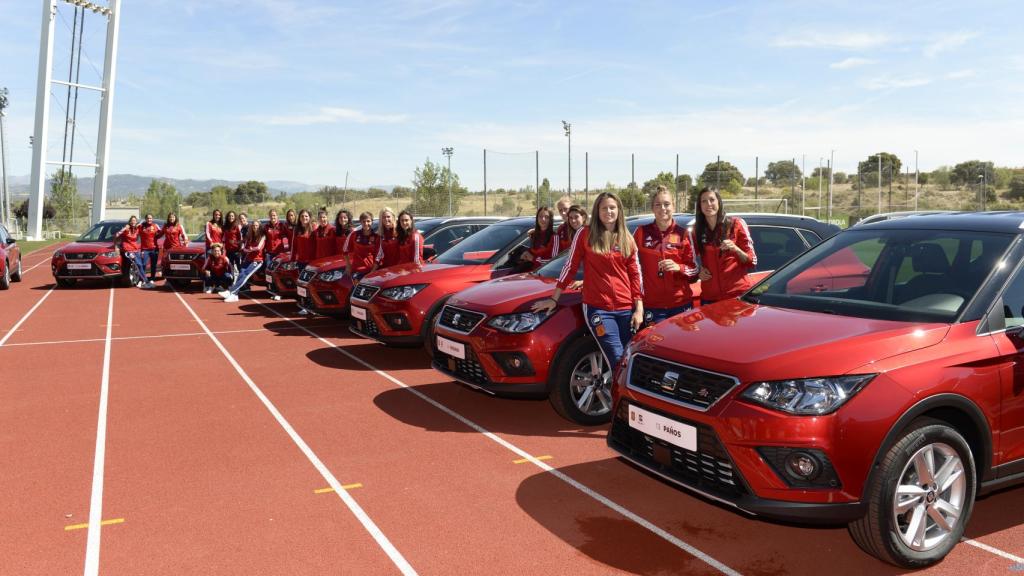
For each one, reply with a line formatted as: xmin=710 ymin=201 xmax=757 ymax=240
xmin=15 ymin=238 xmax=64 ymax=255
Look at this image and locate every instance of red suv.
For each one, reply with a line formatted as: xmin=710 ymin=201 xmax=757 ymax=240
xmin=608 ymin=212 xmax=1024 ymax=567
xmin=0 ymin=224 xmax=23 ymax=290
xmin=51 ymin=219 xmax=163 ymax=288
xmin=349 ymin=216 xmax=541 ymax=346
xmin=161 ymin=233 xmax=207 ymax=289
xmin=431 ymin=214 xmax=841 ymax=424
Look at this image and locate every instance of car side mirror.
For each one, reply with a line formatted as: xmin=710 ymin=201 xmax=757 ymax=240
xmin=1007 ymin=324 xmax=1024 ymax=340
xmin=4 ymin=238 xmax=15 ymax=245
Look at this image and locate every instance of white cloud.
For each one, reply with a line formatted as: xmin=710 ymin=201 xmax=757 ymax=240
xmin=923 ymin=31 xmax=977 ymax=58
xmin=263 ymin=107 xmax=408 ymax=126
xmin=829 ymin=57 xmax=874 ymax=70
xmin=773 ymin=31 xmax=891 ymax=50
xmin=946 ymin=69 xmax=976 ymax=80
xmin=863 ymin=76 xmax=932 ymax=91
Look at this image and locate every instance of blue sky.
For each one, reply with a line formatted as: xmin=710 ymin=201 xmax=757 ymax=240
xmin=2 ymin=0 xmax=1023 ymax=191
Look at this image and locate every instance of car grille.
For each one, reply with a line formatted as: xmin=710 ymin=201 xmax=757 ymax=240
xmin=65 ymin=252 xmax=97 ymax=260
xmin=164 ymin=268 xmax=198 ymax=278
xmin=434 ymin=345 xmax=489 ymax=387
xmin=169 ymin=252 xmax=199 ymax=261
xmin=353 ymin=315 xmax=382 ymax=338
xmin=438 ymin=305 xmax=485 ymax=333
xmin=352 ymin=284 xmax=380 ymax=301
xmin=609 ymin=402 xmax=747 ymax=499
xmin=627 ymin=354 xmax=739 ymax=411
xmin=298 ymin=268 xmax=317 ymax=283
xmin=266 ymin=259 xmax=282 ymax=272
xmin=60 ymin=264 xmax=102 ymax=276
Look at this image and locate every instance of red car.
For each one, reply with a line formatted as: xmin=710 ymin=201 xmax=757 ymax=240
xmin=161 ymin=233 xmax=207 ymax=289
xmin=0 ymin=223 xmax=23 ymax=290
xmin=349 ymin=216 xmax=543 ymax=346
xmin=607 ymin=212 xmax=1024 ymax=567
xmin=266 ymin=252 xmax=297 ymax=298
xmin=431 ymin=214 xmax=841 ymax=424
xmin=298 ymin=217 xmax=504 ymax=317
xmin=50 ymin=219 xmax=163 ymax=288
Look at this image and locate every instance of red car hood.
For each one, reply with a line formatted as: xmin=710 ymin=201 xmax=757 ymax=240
xmin=630 ymin=300 xmax=949 ymax=380
xmin=168 ymin=241 xmax=205 ymax=253
xmin=360 ymin=262 xmax=490 ymax=287
xmin=62 ymin=241 xmax=115 ymax=253
xmin=307 ymin=254 xmax=348 ymax=272
xmin=448 ymin=273 xmax=579 ymax=314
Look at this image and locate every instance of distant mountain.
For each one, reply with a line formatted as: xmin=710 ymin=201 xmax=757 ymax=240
xmin=7 ymin=173 xmax=320 ymax=198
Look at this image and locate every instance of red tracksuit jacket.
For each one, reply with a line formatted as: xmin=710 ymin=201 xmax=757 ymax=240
xmin=344 ymin=230 xmax=380 ymax=274
xmin=376 ymin=229 xmax=400 ymax=268
xmin=205 ymin=222 xmax=223 ymax=249
xmin=204 ymin=254 xmax=231 ymax=276
xmin=526 ymin=229 xmax=555 ymax=270
xmin=263 ymin=222 xmax=288 ymax=255
xmin=698 ymin=216 xmax=756 ymax=302
xmin=290 ymin=228 xmax=316 ymax=263
xmin=314 ymin=226 xmax=337 ymax=260
xmin=556 ymin=226 xmax=643 ymax=312
xmin=554 ymin=223 xmax=575 ymax=257
xmin=160 ymin=223 xmax=188 ymax=250
xmin=633 ymin=221 xmax=698 ymax=309
xmin=118 ymin=226 xmax=141 ymax=252
xmin=139 ymin=223 xmax=160 ymax=250
xmin=223 ymin=225 xmax=243 ymax=253
xmin=396 ymin=231 xmax=424 ymax=265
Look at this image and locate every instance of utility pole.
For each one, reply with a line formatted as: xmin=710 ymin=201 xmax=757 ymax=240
xmin=562 ymin=121 xmax=571 ymax=197
xmin=716 ymin=154 xmax=721 ymax=189
xmin=631 ymin=153 xmax=635 ymax=186
xmin=754 ymin=156 xmax=759 ymax=205
xmin=585 ymin=151 xmax=589 ymax=208
xmin=483 ymin=149 xmax=487 ymax=216
xmin=0 ymin=88 xmax=11 ymax=227
xmin=828 ymin=150 xmax=834 ymax=221
xmin=675 ymin=153 xmax=680 ymax=211
xmin=878 ymin=155 xmax=883 ymax=214
xmin=442 ymin=147 xmax=454 ymax=216
xmin=914 ymin=150 xmax=919 ymax=210
xmin=535 ymin=150 xmax=539 ymax=209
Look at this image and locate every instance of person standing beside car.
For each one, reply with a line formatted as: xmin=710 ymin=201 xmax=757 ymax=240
xmin=221 ymin=220 xmax=267 ymax=303
xmin=333 ymin=209 xmax=353 ymax=256
xmin=138 ymin=213 xmax=161 ymax=281
xmin=290 ymin=209 xmax=317 ymax=315
xmin=635 ymin=185 xmax=698 ymax=324
xmin=282 ymin=209 xmax=298 ymax=253
xmin=205 ymin=209 xmax=224 ymax=253
xmin=222 ymin=211 xmax=244 ymax=272
xmin=159 ymin=212 xmax=188 ymax=252
xmin=117 ymin=216 xmax=155 ymax=289
xmin=554 ymin=204 xmax=587 ymax=256
xmin=344 ymin=211 xmax=379 ymax=283
xmin=521 ymin=206 xmax=555 ymax=271
xmin=533 ymin=191 xmax=643 ymax=370
xmin=263 ymin=209 xmax=288 ymax=260
xmin=313 ymin=209 xmax=337 ymax=260
xmin=695 ymin=187 xmax=756 ymax=305
xmin=394 ymin=210 xmax=424 ymax=265
xmin=371 ymin=207 xmax=399 ymax=271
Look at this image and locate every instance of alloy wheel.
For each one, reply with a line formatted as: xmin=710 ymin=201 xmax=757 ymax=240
xmin=568 ymin=351 xmax=612 ymax=417
xmin=892 ymin=442 xmax=966 ymax=552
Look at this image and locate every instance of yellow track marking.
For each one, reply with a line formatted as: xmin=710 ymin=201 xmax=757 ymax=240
xmin=314 ymin=483 xmax=363 ymax=494
xmin=64 ymin=518 xmax=124 ymax=531
xmin=513 ymin=455 xmax=552 ymax=464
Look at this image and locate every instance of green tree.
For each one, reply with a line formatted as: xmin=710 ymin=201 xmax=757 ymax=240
xmin=699 ymin=160 xmax=743 ymax=190
xmin=234 ymin=180 xmax=269 ymax=204
xmin=365 ymin=187 xmax=388 ymax=199
xmin=950 ymin=160 xmax=995 ymax=188
xmin=641 ymin=172 xmax=676 ymax=198
xmin=49 ymin=170 xmax=82 ymax=220
xmin=408 ymin=159 xmax=467 ymax=216
xmin=811 ymin=166 xmax=832 ymax=180
xmin=929 ymin=167 xmax=951 ymax=190
xmin=141 ymin=179 xmax=180 ymax=218
xmin=619 ymin=182 xmax=645 ymax=213
xmin=14 ymin=199 xmax=56 ymax=219
xmin=857 ymin=153 xmax=902 ymax=186
xmin=833 ymin=172 xmax=848 ymax=184
xmin=391 ymin=186 xmax=413 ymax=199
xmin=1007 ymin=175 xmax=1024 ymax=200
xmin=210 ymin=185 xmax=231 ymax=210
xmin=764 ymin=160 xmax=801 ymax=186
xmin=537 ymin=178 xmax=552 ymax=207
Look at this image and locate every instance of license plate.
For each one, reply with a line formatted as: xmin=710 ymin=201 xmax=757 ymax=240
xmin=66 ymin=263 xmax=91 ymax=270
xmin=296 ymin=286 xmax=307 ymax=297
xmin=628 ymin=405 xmax=697 ymax=452
xmin=351 ymin=306 xmax=367 ymax=320
xmin=170 ymin=263 xmax=191 ymax=271
xmin=436 ymin=336 xmax=466 ymax=360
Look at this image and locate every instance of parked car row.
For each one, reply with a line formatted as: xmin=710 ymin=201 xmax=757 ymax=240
xmin=0 ymin=223 xmax=23 ymax=290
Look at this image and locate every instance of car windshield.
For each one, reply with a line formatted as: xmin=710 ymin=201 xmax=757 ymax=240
xmin=77 ymin=222 xmax=123 ymax=242
xmin=415 ymin=218 xmax=443 ymax=237
xmin=747 ymin=228 xmax=1014 ymax=323
xmin=436 ymin=223 xmax=530 ymax=265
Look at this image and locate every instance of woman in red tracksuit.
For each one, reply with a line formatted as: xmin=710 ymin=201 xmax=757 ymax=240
xmin=520 ymin=206 xmax=555 ymax=271
xmin=222 ymin=211 xmax=243 ymax=271
xmin=282 ymin=209 xmax=298 ymax=252
xmin=372 ymin=207 xmax=399 ymax=271
xmin=333 ymin=209 xmax=353 ymax=256
xmin=533 ymin=191 xmax=643 ymax=372
xmin=222 ymin=222 xmax=266 ymax=303
xmin=263 ymin=209 xmax=288 ymax=258
xmin=313 ymin=210 xmax=337 ymax=260
xmin=290 ymin=210 xmax=317 ymax=314
xmin=553 ymin=204 xmax=587 ymax=257
xmin=205 ymin=209 xmax=224 ymax=252
xmin=159 ymin=212 xmax=188 ymax=251
xmin=394 ymin=210 xmax=424 ymax=265
xmin=695 ymin=187 xmax=757 ymax=304
xmin=344 ymin=211 xmax=380 ymax=282
xmin=202 ymin=243 xmax=234 ymax=293
xmin=635 ymin=185 xmax=698 ymax=324
xmin=117 ymin=216 xmax=154 ymax=289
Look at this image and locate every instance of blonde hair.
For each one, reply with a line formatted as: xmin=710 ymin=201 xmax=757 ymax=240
xmin=588 ymin=192 xmax=635 ymax=258
xmin=650 ymin=185 xmax=673 ymax=208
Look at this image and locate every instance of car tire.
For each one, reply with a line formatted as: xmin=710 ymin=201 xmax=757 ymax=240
xmin=848 ymin=418 xmax=976 ymax=568
xmin=0 ymin=260 xmax=10 ymax=290
xmin=56 ymin=277 xmax=76 ymax=288
xmin=168 ymin=279 xmax=191 ymax=291
xmin=548 ymin=337 xmax=613 ymax=425
xmin=421 ymin=297 xmax=450 ymax=358
xmin=11 ymin=256 xmax=22 ymax=282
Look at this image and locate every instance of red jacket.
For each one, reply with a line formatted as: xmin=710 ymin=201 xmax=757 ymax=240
xmin=118 ymin=225 xmax=141 ymax=252
xmin=554 ymin=223 xmax=575 ymax=257
xmin=290 ymin=228 xmax=317 ymax=263
xmin=204 ymin=254 xmax=231 ymax=276
xmin=526 ymin=229 xmax=555 ymax=270
xmin=314 ymin=225 xmax=337 ymax=260
xmin=698 ymin=216 xmax=756 ymax=302
xmin=556 ymin=226 xmax=643 ymax=312
xmin=344 ymin=230 xmax=380 ymax=274
xmin=396 ymin=231 xmax=424 ymax=265
xmin=223 ymin=225 xmax=243 ymax=253
xmin=205 ymin=222 xmax=223 ymax=249
xmin=376 ymin=229 xmax=400 ymax=268
xmin=160 ymin=223 xmax=187 ymax=250
xmin=334 ymin=226 xmax=351 ymax=255
xmin=242 ymin=236 xmax=265 ymax=264
xmin=139 ymin=222 xmax=160 ymax=250
xmin=263 ymin=222 xmax=288 ymax=255
xmin=633 ymin=221 xmax=697 ymax=309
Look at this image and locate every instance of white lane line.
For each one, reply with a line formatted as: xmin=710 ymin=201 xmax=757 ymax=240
xmin=963 ymin=538 xmax=1024 ymax=564
xmin=0 ymin=287 xmax=56 ymax=347
xmin=173 ymin=290 xmax=417 ymax=576
xmin=84 ymin=286 xmax=115 ymax=576
xmin=248 ymin=297 xmax=742 ymax=576
xmin=21 ymin=257 xmax=54 ymax=275
xmin=2 ymin=326 xmax=309 ymax=348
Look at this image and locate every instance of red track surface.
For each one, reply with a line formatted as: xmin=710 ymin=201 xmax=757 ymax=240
xmin=2 ymin=250 xmax=1022 ymax=575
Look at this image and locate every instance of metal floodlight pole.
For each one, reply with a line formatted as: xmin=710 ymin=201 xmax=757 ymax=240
xmin=562 ymin=120 xmax=571 ymax=197
xmin=828 ymin=150 xmax=834 ymax=221
xmin=585 ymin=151 xmax=589 ymax=208
xmin=754 ymin=156 xmax=759 ymax=204
xmin=877 ymin=155 xmax=883 ymax=214
xmin=482 ymin=149 xmax=487 ymax=216
xmin=914 ymin=150 xmax=919 ymax=210
xmin=28 ymin=0 xmax=58 ymax=240
xmin=0 ymin=88 xmax=11 ymax=227
xmin=535 ymin=150 xmax=539 ymax=208
xmin=91 ymin=0 xmax=122 ymax=225
xmin=441 ymin=147 xmax=453 ymax=216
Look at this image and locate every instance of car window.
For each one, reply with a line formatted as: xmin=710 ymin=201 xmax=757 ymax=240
xmin=0 ymin=225 xmax=8 ymax=244
xmin=78 ymin=223 xmax=120 ymax=242
xmin=435 ymin=224 xmax=529 ymax=265
xmin=998 ymin=263 xmax=1024 ymax=330
xmin=798 ymin=229 xmax=822 ymax=245
xmin=749 ymin=226 xmax=807 ymax=272
xmin=426 ymin=224 xmax=476 ymax=255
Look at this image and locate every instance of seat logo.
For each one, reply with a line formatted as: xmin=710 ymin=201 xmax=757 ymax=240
xmin=453 ymin=312 xmax=462 ymax=325
xmin=660 ymin=371 xmax=679 ymax=392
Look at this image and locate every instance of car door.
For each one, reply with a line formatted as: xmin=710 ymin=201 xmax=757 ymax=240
xmin=747 ymin=225 xmax=810 ymax=284
xmin=989 ymin=260 xmax=1024 ymax=472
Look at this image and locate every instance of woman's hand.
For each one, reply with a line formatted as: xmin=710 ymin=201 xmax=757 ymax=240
xmin=659 ymin=259 xmax=680 ymax=273
xmin=521 ymin=252 xmax=534 ymax=262
xmin=721 ymin=239 xmax=740 ymax=254
xmin=568 ymin=279 xmax=583 ymax=291
xmin=631 ymin=307 xmax=644 ymax=332
xmin=698 ymin=266 xmax=712 ymax=281
xmin=531 ymin=297 xmax=556 ymax=314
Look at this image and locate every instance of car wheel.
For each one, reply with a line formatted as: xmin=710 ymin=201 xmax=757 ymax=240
xmin=56 ymin=277 xmax=76 ymax=288
xmin=848 ymin=418 xmax=976 ymax=568
xmin=549 ymin=337 xmax=613 ymax=425
xmin=421 ymin=297 xmax=450 ymax=358
xmin=168 ymin=279 xmax=191 ymax=290
xmin=11 ymin=256 xmax=22 ymax=282
xmin=0 ymin=260 xmax=10 ymax=290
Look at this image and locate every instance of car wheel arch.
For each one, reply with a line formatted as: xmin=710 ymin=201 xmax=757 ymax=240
xmin=545 ymin=326 xmax=591 ymax=394
xmin=863 ymin=393 xmax=993 ymax=495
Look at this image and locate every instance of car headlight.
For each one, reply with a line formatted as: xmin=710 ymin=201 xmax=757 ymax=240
xmin=740 ymin=375 xmax=875 ymax=415
xmin=279 ymin=261 xmax=301 ymax=271
xmin=487 ymin=310 xmax=550 ymax=333
xmin=53 ymin=250 xmax=64 ymax=259
xmin=379 ymin=284 xmax=427 ymax=301
xmin=101 ymin=250 xmax=119 ymax=259
xmin=318 ymin=270 xmax=345 ymax=282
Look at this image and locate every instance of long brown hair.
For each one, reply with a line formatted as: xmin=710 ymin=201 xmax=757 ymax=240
xmin=694 ymin=187 xmax=731 ymax=252
xmin=587 ymin=192 xmax=634 ymax=257
xmin=397 ymin=210 xmax=417 ymax=244
xmin=532 ymin=206 xmax=554 ymax=247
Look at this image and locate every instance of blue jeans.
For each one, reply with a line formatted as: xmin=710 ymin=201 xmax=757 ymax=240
xmin=141 ymin=249 xmax=158 ymax=278
xmin=582 ymin=304 xmax=634 ymax=370
xmin=127 ymin=251 xmax=149 ymax=284
xmin=227 ymin=250 xmax=242 ymax=272
xmin=227 ymin=260 xmax=263 ymax=295
xmin=204 ymin=272 xmax=234 ymax=291
xmin=645 ymin=303 xmax=693 ymax=325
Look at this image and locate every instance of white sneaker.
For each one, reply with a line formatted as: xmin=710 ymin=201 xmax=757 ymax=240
xmin=217 ymin=290 xmax=230 ymax=297
xmin=271 ymin=294 xmax=282 ymax=301
xmin=203 ymin=287 xmax=212 ymax=294
xmin=143 ymin=281 xmax=156 ymax=289
xmin=224 ymin=294 xmax=239 ymax=303
xmin=298 ymin=308 xmax=309 ymax=316
xmin=136 ymin=281 xmax=143 ymax=288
